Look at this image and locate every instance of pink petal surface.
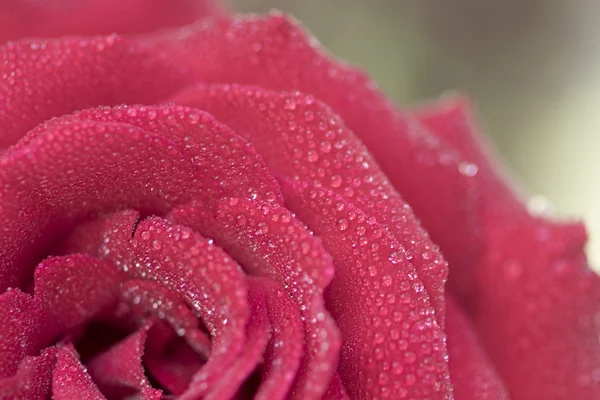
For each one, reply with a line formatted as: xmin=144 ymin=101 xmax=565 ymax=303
xmin=0 ymin=36 xmax=194 ymax=149
xmin=34 ymin=254 xmax=120 ymax=329
xmin=322 ymin=374 xmax=351 ymax=400
xmin=120 ymin=280 xmax=212 ymax=357
xmin=146 ymin=12 xmax=479 ymax=304
xmin=0 ymin=254 xmax=119 ymax=376
xmin=248 ymin=277 xmax=304 ymax=400
xmin=445 ymin=295 xmax=508 ymax=399
xmin=168 ymin=84 xmax=447 ymax=326
xmin=0 ymin=120 xmax=201 ymax=290
xmin=30 ymin=104 xmax=284 ymax=205
xmin=169 ymin=198 xmax=341 ymax=399
xmin=188 ymin=278 xmax=270 ymax=400
xmin=0 ymin=0 xmax=224 ymax=43
xmin=417 ymin=98 xmax=600 ymax=399
xmin=0 ymin=347 xmax=58 ymax=399
xmin=0 ymin=289 xmax=43 ymax=377
xmin=281 ymin=180 xmax=452 ymax=399
xmin=52 ymin=344 xmax=106 ymax=400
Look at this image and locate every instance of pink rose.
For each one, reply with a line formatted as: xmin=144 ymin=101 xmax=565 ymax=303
xmin=0 ymin=1 xmax=598 ymax=399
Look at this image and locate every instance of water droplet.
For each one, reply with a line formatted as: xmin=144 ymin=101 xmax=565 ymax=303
xmin=458 ymin=162 xmax=478 ymax=177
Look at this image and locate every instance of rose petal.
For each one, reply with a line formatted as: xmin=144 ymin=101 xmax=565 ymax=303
xmin=87 ymin=321 xmax=162 ymax=399
xmin=0 ymin=0 xmax=224 ymax=43
xmin=281 ymin=180 xmax=452 ymax=399
xmin=129 ymin=217 xmax=251 ymax=398
xmin=144 ymin=324 xmax=206 ymax=395
xmin=183 ymin=278 xmax=270 ymax=400
xmin=0 ymin=120 xmax=201 ymax=290
xmin=418 ymin=98 xmax=600 ymax=399
xmin=322 ymin=374 xmax=351 ymax=400
xmin=168 ymin=83 xmax=448 ymax=326
xmin=120 ymin=280 xmax=211 ymax=358
xmin=0 ymin=347 xmax=58 ymax=399
xmin=27 ymin=104 xmax=283 ymax=205
xmin=0 ymin=35 xmax=193 ymax=149
xmin=169 ymin=198 xmax=341 ymax=399
xmin=34 ymin=254 xmax=120 ymax=329
xmin=0 ymin=289 xmax=43 ymax=377
xmin=248 ymin=277 xmax=304 ymax=400
xmin=0 ymin=254 xmax=119 ymax=377
xmin=445 ymin=295 xmax=508 ymax=399
xmin=145 ymin=13 xmax=486 ymax=306
xmin=52 ymin=344 xmax=106 ymax=399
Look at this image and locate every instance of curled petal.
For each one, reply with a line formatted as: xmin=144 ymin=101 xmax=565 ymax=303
xmin=144 ymin=324 xmax=206 ymax=395
xmin=120 ymin=280 xmax=211 ymax=357
xmin=52 ymin=344 xmax=106 ymax=400
xmin=169 ymin=198 xmax=341 ymax=399
xmin=1 ymin=254 xmax=119 ymax=377
xmin=129 ymin=217 xmax=250 ymax=398
xmin=34 ymin=254 xmax=120 ymax=329
xmin=185 ymin=278 xmax=271 ymax=400
xmin=87 ymin=322 xmax=162 ymax=399
xmin=248 ymin=277 xmax=304 ymax=400
xmin=281 ymin=180 xmax=452 ymax=399
xmin=0 ymin=290 xmax=43 ymax=377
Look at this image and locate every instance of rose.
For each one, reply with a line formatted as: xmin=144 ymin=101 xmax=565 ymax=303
xmin=0 ymin=1 xmax=598 ymax=399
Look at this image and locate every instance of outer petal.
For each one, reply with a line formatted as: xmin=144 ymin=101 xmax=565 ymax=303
xmin=0 ymin=0 xmax=225 ymax=43
xmin=445 ymin=295 xmax=508 ymax=399
xmin=281 ymin=181 xmax=452 ymax=399
xmin=0 ymin=35 xmax=193 ymax=149
xmin=418 ymin=98 xmax=600 ymax=399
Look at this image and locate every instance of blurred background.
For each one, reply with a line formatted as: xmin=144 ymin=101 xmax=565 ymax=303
xmin=231 ymin=0 xmax=600 ymax=267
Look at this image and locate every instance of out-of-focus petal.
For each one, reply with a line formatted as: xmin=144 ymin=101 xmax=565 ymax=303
xmin=418 ymin=97 xmax=600 ymax=399
xmin=0 ymin=0 xmax=225 ymax=43
xmin=445 ymin=295 xmax=508 ymax=399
